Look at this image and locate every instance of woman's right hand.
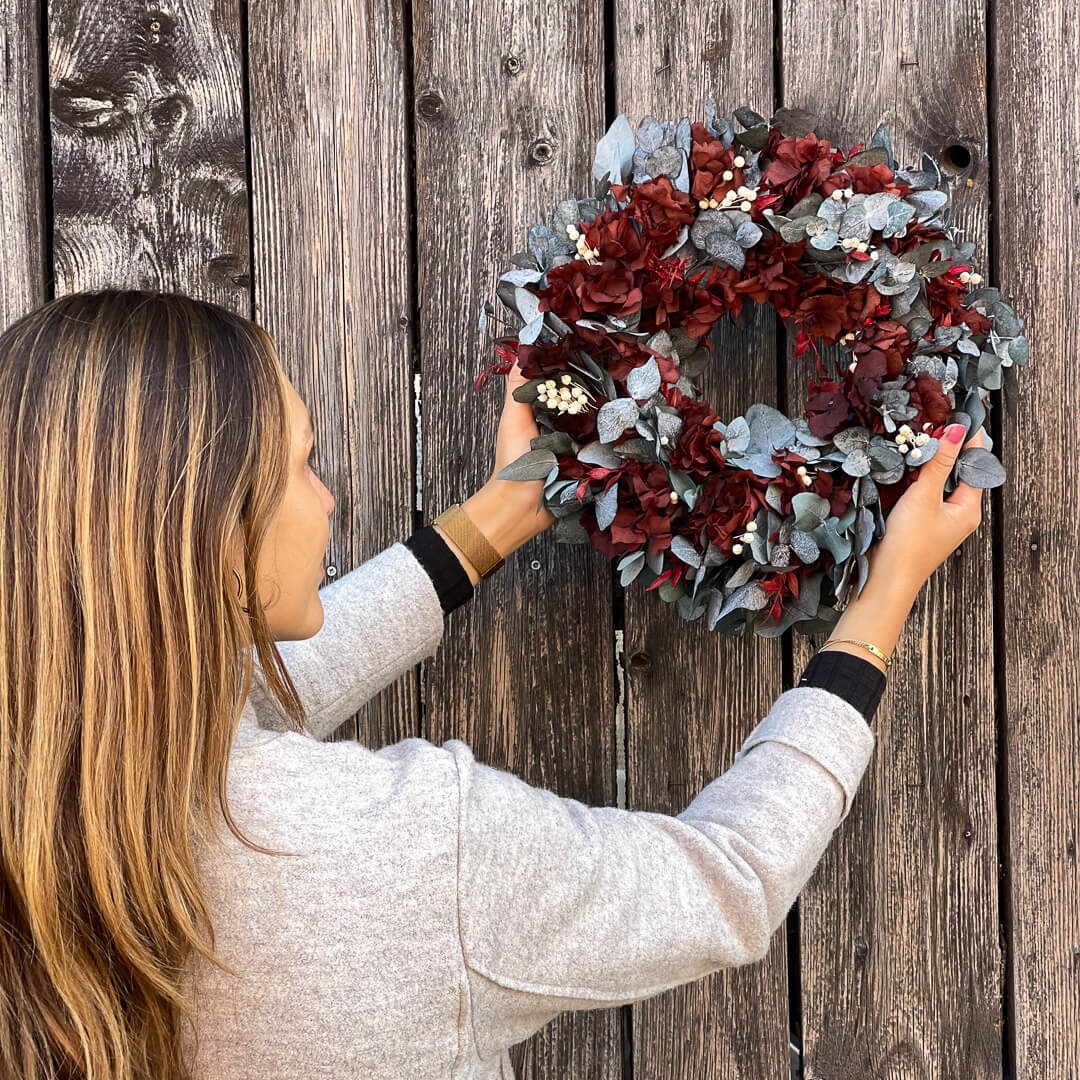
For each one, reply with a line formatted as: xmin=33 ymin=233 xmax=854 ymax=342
xmin=867 ymin=421 xmax=988 ymax=595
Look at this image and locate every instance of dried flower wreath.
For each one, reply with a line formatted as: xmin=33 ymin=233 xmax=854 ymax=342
xmin=473 ymin=102 xmax=1027 ymax=636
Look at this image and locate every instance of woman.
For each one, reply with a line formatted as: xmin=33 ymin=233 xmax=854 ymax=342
xmin=0 ymin=289 xmax=985 ymax=1079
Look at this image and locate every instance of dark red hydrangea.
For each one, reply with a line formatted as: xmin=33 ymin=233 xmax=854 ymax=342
xmin=663 ymin=384 xmax=726 ymax=475
xmin=578 ymin=459 xmax=681 ymax=559
xmin=681 ymin=469 xmax=767 ymax=553
xmin=609 ymin=175 xmax=698 ymax=238
xmin=578 ymin=205 xmax=651 ymax=270
xmin=540 ymin=259 xmax=643 ymax=323
xmin=805 ymin=376 xmax=851 ymax=439
xmin=688 ymin=123 xmax=749 ymax=200
xmin=760 ymin=132 xmax=839 ymax=206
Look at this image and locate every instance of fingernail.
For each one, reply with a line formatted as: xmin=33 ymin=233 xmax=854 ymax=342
xmin=945 ymin=423 xmax=965 ymax=444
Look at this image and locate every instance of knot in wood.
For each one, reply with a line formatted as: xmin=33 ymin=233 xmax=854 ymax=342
xmin=416 ymin=90 xmax=445 ymax=122
xmin=503 ymin=54 xmax=522 ymax=75
xmin=628 ymin=651 xmax=651 ymax=673
xmin=146 ymin=93 xmax=189 ymax=133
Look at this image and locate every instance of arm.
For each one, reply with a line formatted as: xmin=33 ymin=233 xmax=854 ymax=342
xmin=450 ymin=684 xmax=877 ymax=1060
xmin=452 ymin=568 xmax=916 ymax=1060
xmin=247 ymin=538 xmax=452 ymax=741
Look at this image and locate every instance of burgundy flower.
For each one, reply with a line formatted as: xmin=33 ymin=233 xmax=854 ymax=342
xmin=540 ymin=259 xmax=643 ymax=322
xmin=760 ymin=131 xmax=838 ymax=206
xmin=581 ymin=459 xmax=680 ymax=559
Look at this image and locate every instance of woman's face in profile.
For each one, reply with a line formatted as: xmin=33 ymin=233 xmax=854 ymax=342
xmin=249 ymin=375 xmax=335 ymax=641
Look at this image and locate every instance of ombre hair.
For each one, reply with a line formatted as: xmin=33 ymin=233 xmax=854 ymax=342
xmin=0 ymin=289 xmax=308 ymax=1079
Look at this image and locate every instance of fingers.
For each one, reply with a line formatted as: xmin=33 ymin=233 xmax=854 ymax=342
xmin=919 ymin=421 xmax=972 ymax=499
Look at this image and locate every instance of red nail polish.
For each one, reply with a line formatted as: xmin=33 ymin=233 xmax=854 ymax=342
xmin=946 ymin=423 xmax=965 ymax=443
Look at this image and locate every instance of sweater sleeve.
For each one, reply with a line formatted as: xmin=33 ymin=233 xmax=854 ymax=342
xmin=247 ymin=540 xmax=448 ymax=740
xmin=449 ymin=684 xmax=875 ymax=1061
xmin=797 ymin=649 xmax=886 ymax=723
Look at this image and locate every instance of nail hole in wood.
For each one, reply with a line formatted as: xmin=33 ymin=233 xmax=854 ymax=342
xmin=941 ymin=144 xmax=972 ymax=172
xmin=416 ymin=90 xmax=445 ymax=122
xmin=530 ymin=139 xmax=555 ymax=165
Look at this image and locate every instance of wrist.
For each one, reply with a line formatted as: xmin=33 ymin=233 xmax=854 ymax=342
xmin=461 ymin=483 xmax=535 ymax=559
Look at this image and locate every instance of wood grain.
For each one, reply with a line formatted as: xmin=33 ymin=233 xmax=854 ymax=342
xmin=410 ymin=2 xmax=622 ymax=1077
xmin=995 ymin=0 xmax=1080 ymax=1074
xmin=47 ymin=0 xmax=249 ymax=307
xmin=1 ymin=0 xmax=47 ymax=321
xmin=780 ymin=4 xmax=1004 ymax=1075
xmin=246 ymin=0 xmax=424 ymax=749
xmin=614 ymin=9 xmax=794 ymax=1078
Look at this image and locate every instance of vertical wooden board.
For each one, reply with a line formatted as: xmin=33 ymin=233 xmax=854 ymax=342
xmin=995 ymin=0 xmax=1080 ymax=1074
xmin=780 ymin=6 xmax=1003 ymax=1075
xmin=614 ymin=10 xmax=793 ymax=1078
xmin=1 ymin=0 xmax=47 ymax=321
xmin=47 ymin=0 xmax=249 ymax=308
xmin=412 ymin=2 xmax=621 ymax=1077
xmin=246 ymin=0 xmax=421 ymax=748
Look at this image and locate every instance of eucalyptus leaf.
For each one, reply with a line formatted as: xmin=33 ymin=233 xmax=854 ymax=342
xmin=594 ymin=483 xmax=620 ymax=529
xmin=497 ymin=447 xmax=557 ymax=482
xmin=596 ymin=397 xmax=640 ymax=443
xmin=954 ymin=446 xmax=1007 ymax=488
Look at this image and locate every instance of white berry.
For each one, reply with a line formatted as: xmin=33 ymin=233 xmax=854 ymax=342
xmin=732 ymin=542 xmax=744 ymax=554
xmin=746 ymin=521 xmax=757 ymax=532
xmin=910 ymin=448 xmax=921 ymax=460
xmin=660 ymin=435 xmax=669 ymax=445
xmin=669 ymin=490 xmax=679 ymax=503
xmin=722 ymin=169 xmax=734 ymax=181
xmin=733 ymin=155 xmax=745 ymax=167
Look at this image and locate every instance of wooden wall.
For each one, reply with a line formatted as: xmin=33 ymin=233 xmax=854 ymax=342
xmin=0 ymin=0 xmax=1074 ymax=1075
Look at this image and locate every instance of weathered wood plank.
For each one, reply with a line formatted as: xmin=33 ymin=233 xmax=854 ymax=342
xmin=411 ymin=3 xmax=622 ymax=1077
xmin=614 ymin=12 xmax=794 ymax=1077
xmin=47 ymin=0 xmax=249 ymax=307
xmin=780 ymin=7 xmax=1003 ymax=1075
xmin=246 ymin=0 xmax=422 ymax=747
xmin=1 ymin=0 xmax=47 ymax=320
xmin=994 ymin=0 xmax=1080 ymax=1074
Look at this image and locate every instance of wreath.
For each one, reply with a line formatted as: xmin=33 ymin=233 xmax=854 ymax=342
xmin=472 ymin=102 xmax=1027 ymax=636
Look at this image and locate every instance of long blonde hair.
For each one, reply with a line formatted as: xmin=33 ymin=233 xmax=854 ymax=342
xmin=0 ymin=289 xmax=308 ymax=1079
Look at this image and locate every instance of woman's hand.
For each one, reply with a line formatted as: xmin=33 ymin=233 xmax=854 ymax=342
xmin=866 ymin=421 xmax=988 ymax=596
xmin=438 ymin=363 xmax=556 ymax=583
xmin=820 ymin=420 xmax=988 ymax=671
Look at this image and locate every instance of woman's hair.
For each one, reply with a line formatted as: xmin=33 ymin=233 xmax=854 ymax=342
xmin=0 ymin=289 xmax=309 ymax=1079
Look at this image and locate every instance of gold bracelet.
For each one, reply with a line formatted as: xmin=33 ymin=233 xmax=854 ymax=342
xmin=432 ymin=503 xmax=505 ymax=580
xmin=818 ymin=637 xmax=893 ymax=671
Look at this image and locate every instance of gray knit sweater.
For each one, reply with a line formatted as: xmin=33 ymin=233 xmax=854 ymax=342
xmin=179 ymin=541 xmax=877 ymax=1079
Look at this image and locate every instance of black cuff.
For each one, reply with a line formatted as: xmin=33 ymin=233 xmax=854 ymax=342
xmin=797 ymin=649 xmax=887 ymax=725
xmin=404 ymin=525 xmax=474 ymax=616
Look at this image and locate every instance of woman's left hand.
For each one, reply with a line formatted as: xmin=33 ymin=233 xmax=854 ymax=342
xmin=462 ymin=362 xmax=557 ymax=557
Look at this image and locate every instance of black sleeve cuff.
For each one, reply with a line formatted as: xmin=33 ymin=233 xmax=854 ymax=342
xmin=797 ymin=649 xmax=887 ymax=725
xmin=404 ymin=524 xmax=475 ymax=616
